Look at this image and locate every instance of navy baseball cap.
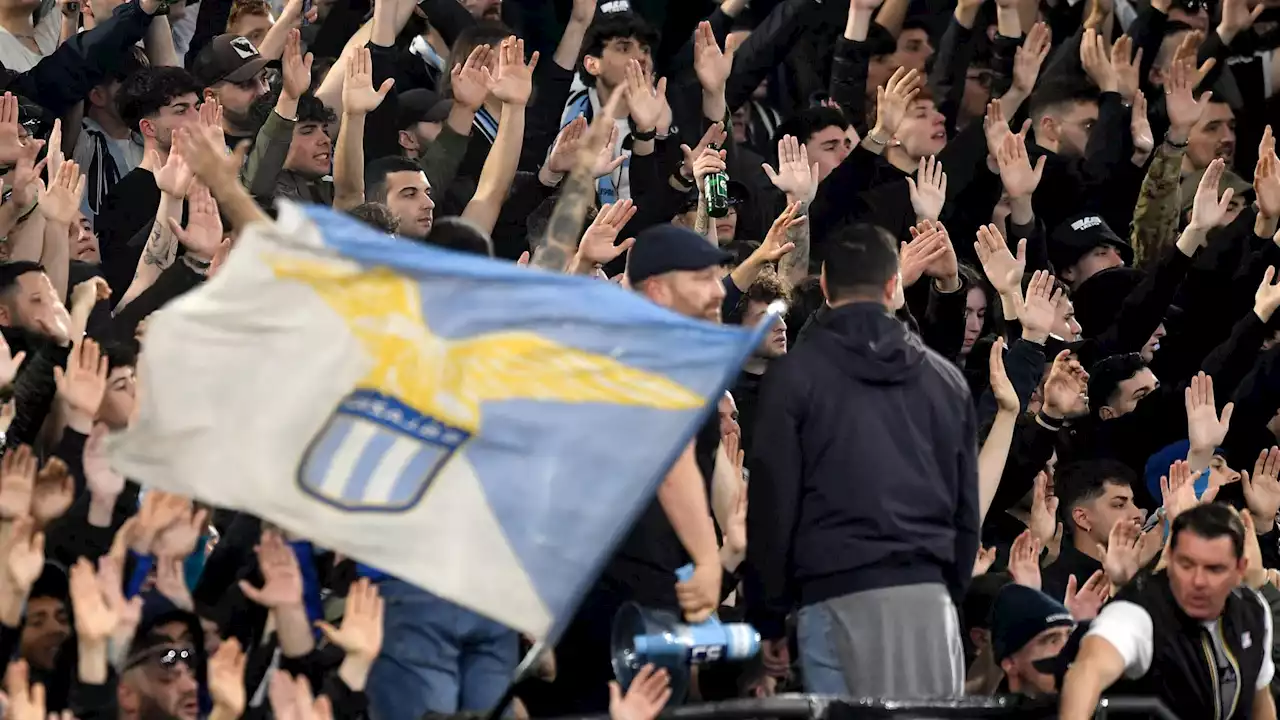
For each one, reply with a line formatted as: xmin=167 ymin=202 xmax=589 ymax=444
xmin=626 ymin=224 xmax=731 ymax=285
xmin=991 ymin=584 xmax=1076 ymax=662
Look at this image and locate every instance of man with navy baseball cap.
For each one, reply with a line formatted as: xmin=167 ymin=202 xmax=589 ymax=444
xmin=627 ymin=224 xmax=732 ymax=323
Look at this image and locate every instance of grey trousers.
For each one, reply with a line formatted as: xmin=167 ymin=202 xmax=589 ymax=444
xmin=797 ymin=582 xmax=965 ymax=699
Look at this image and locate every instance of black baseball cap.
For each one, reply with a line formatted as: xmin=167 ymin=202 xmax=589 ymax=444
xmin=1049 ymin=211 xmax=1134 ymax=273
xmin=626 ymin=224 xmax=731 ymax=285
xmin=192 ymin=34 xmax=277 ymax=87
xmin=397 ymin=89 xmax=453 ymax=130
xmin=990 ymin=584 xmax=1076 ymax=662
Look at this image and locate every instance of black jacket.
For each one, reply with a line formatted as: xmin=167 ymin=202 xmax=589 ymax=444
xmin=1110 ymin=572 xmax=1270 ymax=720
xmin=743 ymin=302 xmax=980 ymax=639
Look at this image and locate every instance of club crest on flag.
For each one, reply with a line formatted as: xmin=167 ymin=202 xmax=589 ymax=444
xmin=298 ymin=388 xmax=471 ymax=512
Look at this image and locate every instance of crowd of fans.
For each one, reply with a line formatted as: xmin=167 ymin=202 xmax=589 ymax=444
xmin=0 ymin=0 xmax=1272 ymax=716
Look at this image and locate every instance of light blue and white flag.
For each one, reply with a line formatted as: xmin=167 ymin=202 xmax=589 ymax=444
xmin=108 ymin=202 xmax=772 ymax=639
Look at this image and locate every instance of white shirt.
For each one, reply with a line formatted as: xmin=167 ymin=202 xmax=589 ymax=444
xmin=0 ymin=8 xmax=60 ymax=73
xmin=1088 ymin=591 xmax=1274 ymax=716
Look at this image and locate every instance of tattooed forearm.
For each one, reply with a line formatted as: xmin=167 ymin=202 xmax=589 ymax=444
xmin=779 ymin=200 xmax=810 ymax=285
xmin=534 ymin=168 xmax=595 ymax=273
xmin=140 ymin=219 xmax=178 ymax=270
xmin=694 ymin=189 xmax=713 ymax=244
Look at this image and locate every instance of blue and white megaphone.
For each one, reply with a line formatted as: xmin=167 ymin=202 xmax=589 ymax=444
xmin=610 ymin=564 xmax=761 ymax=702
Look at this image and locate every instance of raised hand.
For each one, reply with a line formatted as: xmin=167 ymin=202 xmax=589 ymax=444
xmin=1042 ymin=349 xmax=1090 ymax=419
xmin=899 ymin=228 xmax=948 ymax=287
xmin=1110 ymin=35 xmax=1142 ymax=103
xmin=316 ymin=577 xmax=385 ymax=664
xmin=153 ymin=145 xmax=194 ymax=199
xmin=281 ymin=29 xmax=315 ymax=100
xmin=129 ymin=491 xmax=193 ymax=556
xmin=577 ymin=199 xmax=638 ymax=266
xmin=910 ymin=219 xmax=958 ymax=288
xmin=239 ymin=530 xmax=304 ymax=608
xmin=1256 ymin=266 xmax=1280 ymax=323
xmin=1161 ymin=459 xmax=1203 ymax=522
xmin=31 ymin=457 xmax=72 ymax=527
xmin=989 ymin=338 xmax=1019 ymax=414
xmin=996 ymin=132 xmax=1045 ymax=199
xmin=154 ymin=556 xmax=194 ymax=611
xmin=208 ymin=638 xmax=248 ymax=717
xmin=623 ymin=59 xmax=667 ymax=134
xmin=1218 ymin=0 xmax=1263 ymax=43
xmin=38 ymin=160 xmax=85 ymax=227
xmin=1131 ymin=91 xmax=1154 ymax=157
xmin=974 ymin=224 xmax=1026 ymax=296
xmin=1080 ymin=29 xmax=1118 ymax=93
xmin=1256 ymin=126 xmax=1280 ymax=219
xmin=4 ymin=660 xmax=46 ymax=720
xmin=973 ymin=546 xmax=997 ymax=577
xmin=756 ymin=203 xmax=804 ymax=262
xmin=54 ymin=336 xmax=108 ymax=422
xmin=1166 ymin=53 xmax=1212 ymax=136
xmin=907 ymin=155 xmax=947 ymax=222
xmin=1243 ymin=447 xmax=1280 ymax=528
xmin=84 ymin=423 xmax=125 ymax=500
xmin=174 ymin=124 xmax=245 ymax=191
xmin=692 ymin=20 xmax=737 ymax=94
xmin=1188 ymin=158 xmax=1236 ymax=231
xmin=0 ymin=445 xmax=36 ymax=520
xmin=167 ymin=184 xmax=224 ymax=261
xmin=762 ymin=134 xmax=819 ymax=203
xmin=1011 ymin=22 xmax=1052 ymax=98
xmin=70 ymin=556 xmax=118 ymax=643
xmin=1064 ymin=570 xmax=1110 ymax=621
xmin=692 ymin=145 xmax=728 ymax=187
xmin=1103 ymin=519 xmax=1144 ymax=586
xmin=1240 ymin=510 xmax=1269 ymax=589
xmin=152 ymin=499 xmax=208 ymax=559
xmin=8 ymin=137 xmax=47 ymax=209
xmin=1185 ymin=372 xmax=1233 ymax=453
xmin=489 ymin=36 xmax=538 ymax=106
xmin=342 ymin=47 xmax=394 ymax=115
xmin=1029 ymin=472 xmax=1060 ymax=546
xmin=3 ymin=516 xmax=44 ymax=594
xmin=450 ymin=44 xmax=493 ymax=112
xmin=609 ymin=664 xmax=672 ymax=720
xmin=268 ymin=670 xmax=334 ymax=720
xmin=871 ymin=67 xmax=922 ymax=140
xmin=0 ymin=93 xmax=24 ymax=166
xmin=679 ymin=123 xmax=728 ymax=183
xmin=1008 ymin=529 xmax=1042 ymax=590
xmin=70 ymin=276 xmax=110 ymax=314
xmin=0 ymin=333 xmax=27 ymax=387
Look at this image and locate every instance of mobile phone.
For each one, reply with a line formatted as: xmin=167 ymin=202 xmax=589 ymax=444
xmin=301 ymin=0 xmax=312 ymax=24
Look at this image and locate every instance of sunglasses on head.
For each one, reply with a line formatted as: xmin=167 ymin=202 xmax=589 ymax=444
xmin=125 ymin=645 xmax=195 ymax=673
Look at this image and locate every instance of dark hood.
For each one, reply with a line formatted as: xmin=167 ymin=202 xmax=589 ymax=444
xmin=805 ymin=302 xmax=926 ymax=385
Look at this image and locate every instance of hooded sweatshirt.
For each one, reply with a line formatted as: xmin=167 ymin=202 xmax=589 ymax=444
xmin=744 ymin=302 xmax=980 ymax=640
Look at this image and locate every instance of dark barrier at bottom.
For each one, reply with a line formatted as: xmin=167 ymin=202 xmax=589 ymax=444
xmin=549 ymin=694 xmax=1181 ymax=720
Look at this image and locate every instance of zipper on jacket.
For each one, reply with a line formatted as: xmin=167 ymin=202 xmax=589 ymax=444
xmin=1201 ymin=631 xmax=1221 ymax=720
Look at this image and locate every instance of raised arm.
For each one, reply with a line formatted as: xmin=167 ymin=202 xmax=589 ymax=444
xmin=762 ymin=135 xmax=818 ymax=286
xmin=531 ymin=90 xmax=623 ymax=272
xmin=335 ymin=47 xmax=393 ymax=211
xmin=461 ymin=37 xmax=536 ymax=237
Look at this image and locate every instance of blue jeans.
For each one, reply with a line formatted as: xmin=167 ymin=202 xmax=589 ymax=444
xmin=367 ymin=579 xmax=519 ymax=719
xmin=797 ymin=603 xmax=850 ymax=695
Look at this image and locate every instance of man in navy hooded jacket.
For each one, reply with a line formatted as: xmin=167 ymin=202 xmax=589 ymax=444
xmin=745 ymin=222 xmax=979 ymax=700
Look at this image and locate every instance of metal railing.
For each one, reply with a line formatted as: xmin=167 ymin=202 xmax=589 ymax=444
xmin=550 ymin=694 xmax=1181 ymax=719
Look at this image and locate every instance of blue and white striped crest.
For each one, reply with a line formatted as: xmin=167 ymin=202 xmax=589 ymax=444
xmin=298 ymin=389 xmax=471 ymax=512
